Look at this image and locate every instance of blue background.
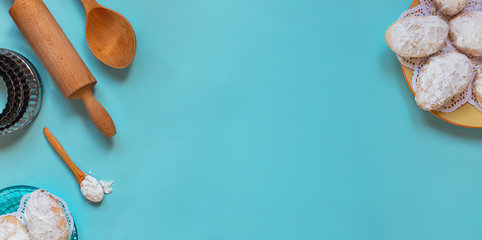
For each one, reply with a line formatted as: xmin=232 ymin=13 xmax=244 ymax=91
xmin=1 ymin=0 xmax=482 ymax=239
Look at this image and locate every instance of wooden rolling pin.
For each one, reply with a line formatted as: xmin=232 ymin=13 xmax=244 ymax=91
xmin=9 ymin=0 xmax=116 ymax=137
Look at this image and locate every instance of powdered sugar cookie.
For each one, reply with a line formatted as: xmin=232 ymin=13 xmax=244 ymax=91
xmin=0 ymin=215 xmax=30 ymax=240
xmin=472 ymin=68 xmax=482 ymax=107
xmin=449 ymin=11 xmax=482 ymax=56
xmin=386 ymin=16 xmax=449 ymax=58
xmin=24 ymin=190 xmax=69 ymax=240
xmin=434 ymin=0 xmax=468 ymax=16
xmin=416 ymin=51 xmax=473 ymax=111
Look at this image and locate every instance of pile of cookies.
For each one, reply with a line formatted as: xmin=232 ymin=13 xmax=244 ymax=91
xmin=385 ymin=0 xmax=482 ymax=111
xmin=0 ymin=190 xmax=71 ymax=240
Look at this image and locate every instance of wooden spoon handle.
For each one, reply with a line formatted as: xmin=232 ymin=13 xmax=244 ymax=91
xmin=75 ymin=86 xmax=117 ymax=138
xmin=43 ymin=128 xmax=86 ymax=186
xmin=80 ymin=0 xmax=101 ymax=12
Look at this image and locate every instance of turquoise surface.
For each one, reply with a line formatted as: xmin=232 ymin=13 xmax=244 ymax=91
xmin=1 ymin=0 xmax=482 ymax=239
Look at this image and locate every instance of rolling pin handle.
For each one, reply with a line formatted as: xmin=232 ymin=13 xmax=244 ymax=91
xmin=76 ymin=86 xmax=117 ymax=138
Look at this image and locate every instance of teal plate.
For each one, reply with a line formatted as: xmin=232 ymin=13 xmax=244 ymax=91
xmin=0 ymin=185 xmax=78 ymax=240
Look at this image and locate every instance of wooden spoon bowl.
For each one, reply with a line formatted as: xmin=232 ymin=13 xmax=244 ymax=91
xmin=82 ymin=0 xmax=136 ymax=69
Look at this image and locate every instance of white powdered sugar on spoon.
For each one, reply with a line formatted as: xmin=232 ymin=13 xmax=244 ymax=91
xmin=80 ymin=175 xmax=114 ymax=202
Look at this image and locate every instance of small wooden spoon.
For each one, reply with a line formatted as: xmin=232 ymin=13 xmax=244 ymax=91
xmin=43 ymin=128 xmax=87 ymax=186
xmin=80 ymin=0 xmax=136 ymax=69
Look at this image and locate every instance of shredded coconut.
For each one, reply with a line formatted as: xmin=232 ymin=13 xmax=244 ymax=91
xmin=0 ymin=215 xmax=30 ymax=240
xmin=386 ymin=16 xmax=449 ymax=57
xmin=24 ymin=190 xmax=69 ymax=240
xmin=416 ymin=51 xmax=473 ymax=110
xmin=449 ymin=11 xmax=482 ymax=56
xmin=434 ymin=0 xmax=468 ymax=15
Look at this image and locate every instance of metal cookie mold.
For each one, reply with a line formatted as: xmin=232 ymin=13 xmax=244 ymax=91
xmin=0 ymin=49 xmax=42 ymax=134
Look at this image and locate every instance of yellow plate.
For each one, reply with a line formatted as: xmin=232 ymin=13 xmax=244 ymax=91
xmin=402 ymin=0 xmax=482 ymax=128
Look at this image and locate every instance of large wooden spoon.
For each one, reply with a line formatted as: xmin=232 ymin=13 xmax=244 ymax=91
xmin=80 ymin=0 xmax=136 ymax=69
xmin=43 ymin=127 xmax=87 ymax=186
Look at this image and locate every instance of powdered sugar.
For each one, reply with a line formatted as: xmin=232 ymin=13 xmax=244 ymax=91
xmin=24 ymin=190 xmax=69 ymax=240
xmin=80 ymin=175 xmax=104 ymax=202
xmin=80 ymin=175 xmax=114 ymax=202
xmin=386 ymin=16 xmax=449 ymax=57
xmin=99 ymin=180 xmax=114 ymax=195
